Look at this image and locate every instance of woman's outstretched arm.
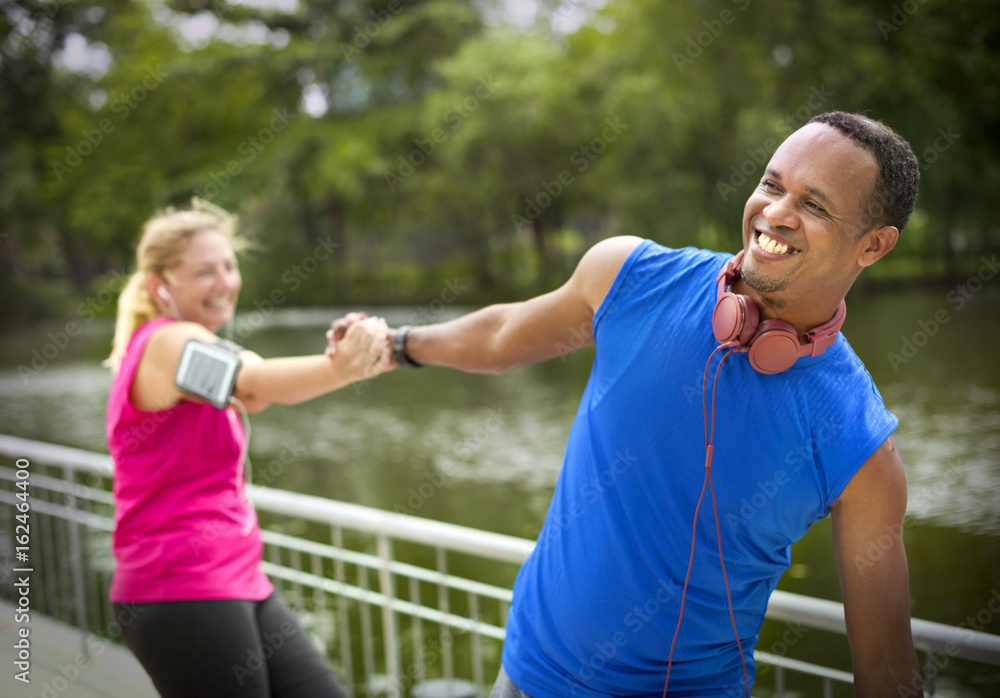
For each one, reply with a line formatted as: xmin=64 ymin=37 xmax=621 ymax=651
xmin=131 ymin=316 xmax=390 ymax=413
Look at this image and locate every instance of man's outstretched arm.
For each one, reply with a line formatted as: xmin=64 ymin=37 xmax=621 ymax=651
xmin=401 ymin=235 xmax=643 ymax=374
xmin=832 ymin=436 xmax=923 ymax=697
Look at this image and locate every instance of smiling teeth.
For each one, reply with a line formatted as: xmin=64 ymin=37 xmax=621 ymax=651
xmin=758 ymin=232 xmax=798 ymax=255
xmin=206 ymin=299 xmax=231 ymax=308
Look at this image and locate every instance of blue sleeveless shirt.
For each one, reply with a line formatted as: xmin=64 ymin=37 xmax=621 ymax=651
xmin=502 ymin=241 xmax=898 ymax=697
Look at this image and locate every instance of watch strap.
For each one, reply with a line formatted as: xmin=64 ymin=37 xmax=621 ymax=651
xmin=391 ymin=325 xmax=423 ymax=368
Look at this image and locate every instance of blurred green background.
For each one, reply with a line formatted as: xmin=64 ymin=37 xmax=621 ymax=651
xmin=1 ymin=0 xmax=998 ymax=324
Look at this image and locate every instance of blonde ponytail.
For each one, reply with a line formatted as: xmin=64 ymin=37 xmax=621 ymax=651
xmin=105 ymin=199 xmax=251 ymax=372
xmin=104 ymin=271 xmax=159 ymax=371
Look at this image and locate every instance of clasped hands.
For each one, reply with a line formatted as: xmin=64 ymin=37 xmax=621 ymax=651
xmin=323 ymin=312 xmax=397 ymax=381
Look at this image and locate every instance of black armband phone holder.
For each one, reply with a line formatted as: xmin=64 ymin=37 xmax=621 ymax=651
xmin=174 ymin=338 xmax=243 ymax=409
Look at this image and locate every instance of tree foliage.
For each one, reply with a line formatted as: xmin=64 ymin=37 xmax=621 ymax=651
xmin=1 ymin=0 xmax=997 ymax=325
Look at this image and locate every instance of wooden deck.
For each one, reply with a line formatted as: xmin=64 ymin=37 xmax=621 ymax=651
xmin=0 ymin=601 xmax=157 ymax=698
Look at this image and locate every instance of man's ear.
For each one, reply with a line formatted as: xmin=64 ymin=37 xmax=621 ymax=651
xmin=857 ymin=225 xmax=899 ymax=268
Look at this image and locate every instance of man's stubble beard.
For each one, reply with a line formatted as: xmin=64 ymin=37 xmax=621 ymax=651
xmin=740 ymin=257 xmax=790 ymax=295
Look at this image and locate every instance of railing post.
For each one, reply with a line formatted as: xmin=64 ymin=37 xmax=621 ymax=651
xmin=469 ymin=591 xmax=483 ymax=691
xmin=378 ymin=533 xmax=401 ymax=697
xmin=310 ymin=553 xmax=331 ymax=657
xmin=410 ymin=577 xmax=426 ymax=686
xmin=332 ymin=525 xmax=354 ymax=692
xmin=38 ymin=506 xmax=58 ymax=618
xmin=359 ymin=566 xmax=375 ymax=697
xmin=436 ymin=547 xmax=454 ymax=681
xmin=290 ymin=548 xmax=304 ymax=609
xmin=64 ymin=466 xmax=90 ymax=658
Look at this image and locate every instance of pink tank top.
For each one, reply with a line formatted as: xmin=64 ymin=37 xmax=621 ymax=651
xmin=105 ymin=317 xmax=273 ymax=602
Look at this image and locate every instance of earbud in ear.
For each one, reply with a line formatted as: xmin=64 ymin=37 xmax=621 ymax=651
xmin=157 ymin=287 xmax=170 ymax=301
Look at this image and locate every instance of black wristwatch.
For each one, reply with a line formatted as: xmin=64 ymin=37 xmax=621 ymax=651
xmin=391 ymin=325 xmax=423 ymax=368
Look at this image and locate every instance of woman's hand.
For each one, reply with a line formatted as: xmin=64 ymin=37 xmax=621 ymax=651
xmin=325 ymin=311 xmax=366 ymax=356
xmin=328 ymin=316 xmax=392 ymax=383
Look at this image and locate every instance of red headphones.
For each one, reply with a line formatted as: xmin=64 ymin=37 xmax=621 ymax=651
xmin=664 ymin=251 xmax=848 ymax=696
xmin=712 ymin=250 xmax=846 ymax=374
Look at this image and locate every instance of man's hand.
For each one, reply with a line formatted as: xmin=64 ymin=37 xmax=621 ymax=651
xmin=320 ymin=236 xmax=642 ymax=375
xmin=832 ymin=436 xmax=923 ymax=697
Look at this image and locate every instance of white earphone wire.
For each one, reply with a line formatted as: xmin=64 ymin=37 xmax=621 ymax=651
xmin=229 ymin=395 xmax=255 ymax=536
xmin=157 ymin=286 xmax=183 ymax=321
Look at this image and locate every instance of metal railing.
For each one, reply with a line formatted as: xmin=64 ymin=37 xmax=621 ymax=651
xmin=1 ymin=434 xmax=998 ymax=698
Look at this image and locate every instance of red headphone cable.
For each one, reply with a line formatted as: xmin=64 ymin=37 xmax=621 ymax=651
xmin=662 ymin=344 xmax=749 ymax=698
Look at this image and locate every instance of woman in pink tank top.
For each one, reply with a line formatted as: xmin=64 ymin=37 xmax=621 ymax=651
xmin=105 ymin=199 xmax=389 ymax=698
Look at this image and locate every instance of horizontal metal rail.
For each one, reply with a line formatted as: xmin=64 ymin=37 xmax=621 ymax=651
xmin=2 ymin=432 xmax=999 ymax=698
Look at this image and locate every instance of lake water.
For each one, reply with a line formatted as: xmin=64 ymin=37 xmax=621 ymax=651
xmin=1 ymin=285 xmax=998 ymax=695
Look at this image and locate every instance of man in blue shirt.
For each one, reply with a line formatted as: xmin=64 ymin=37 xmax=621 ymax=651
xmin=335 ymin=111 xmax=922 ymax=697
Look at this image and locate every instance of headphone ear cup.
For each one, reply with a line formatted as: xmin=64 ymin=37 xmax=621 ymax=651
xmin=747 ymin=320 xmax=800 ymax=374
xmin=713 ymin=292 xmax=759 ymax=345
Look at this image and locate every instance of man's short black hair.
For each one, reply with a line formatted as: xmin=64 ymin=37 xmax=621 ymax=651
xmin=807 ymin=111 xmax=920 ymax=232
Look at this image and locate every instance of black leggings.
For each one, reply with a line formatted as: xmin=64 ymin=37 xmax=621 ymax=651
xmin=113 ymin=592 xmax=349 ymax=698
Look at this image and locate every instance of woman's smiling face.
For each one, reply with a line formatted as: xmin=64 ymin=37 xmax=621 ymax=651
xmin=159 ymin=228 xmax=241 ymax=332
